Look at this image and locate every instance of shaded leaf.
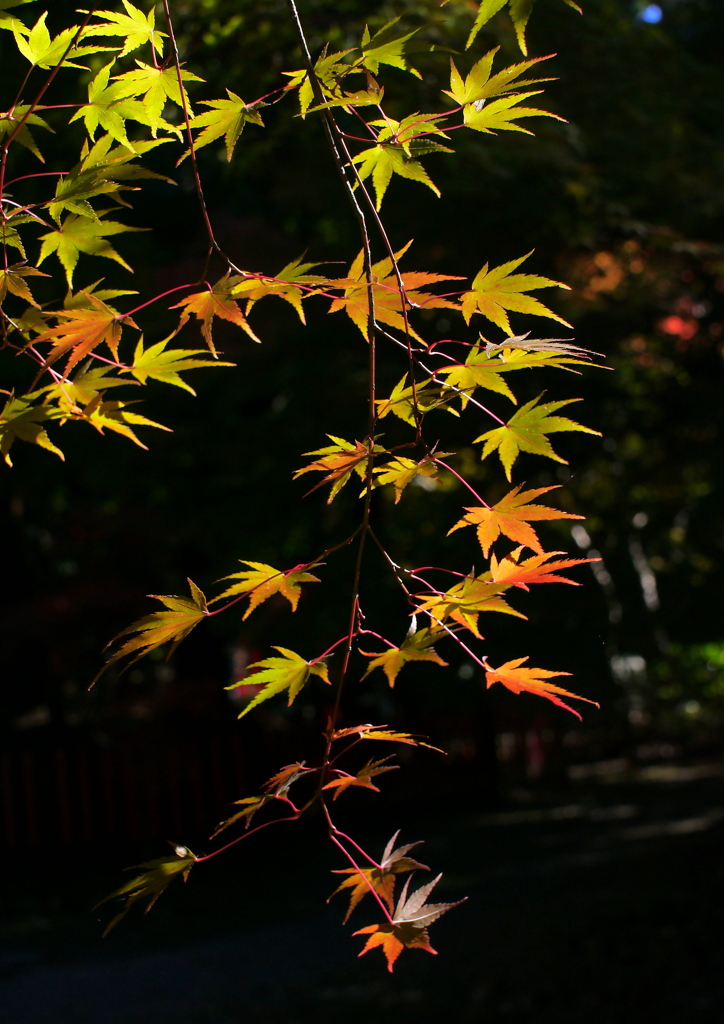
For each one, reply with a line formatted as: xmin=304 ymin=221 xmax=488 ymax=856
xmin=95 ymin=848 xmax=194 ymax=936
xmin=323 ymin=757 xmax=397 ymax=800
xmin=182 ymin=90 xmax=263 ymax=162
xmin=94 ymin=579 xmax=207 ymax=682
xmin=372 ymin=453 xmax=443 ymax=503
xmin=0 ymin=394 xmax=63 ymax=466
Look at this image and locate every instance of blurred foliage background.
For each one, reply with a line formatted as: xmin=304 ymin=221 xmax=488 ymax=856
xmin=1 ymin=0 xmax=724 ymax=845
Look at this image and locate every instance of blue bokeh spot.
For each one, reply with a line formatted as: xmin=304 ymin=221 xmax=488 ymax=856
xmin=639 ymin=4 xmax=663 ymax=23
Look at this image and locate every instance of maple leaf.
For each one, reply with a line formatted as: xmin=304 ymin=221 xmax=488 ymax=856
xmin=485 ymin=656 xmax=598 ymax=719
xmin=483 ymin=332 xmax=600 ymax=373
xmin=227 ymin=647 xmax=330 ymax=718
xmin=488 ymin=546 xmax=597 ymax=589
xmin=416 ymin=575 xmax=525 ymax=637
xmin=354 ymin=873 xmax=463 ymax=972
xmin=358 ymin=17 xmax=432 ymax=78
xmin=172 ymin=277 xmax=261 ymax=355
xmin=331 ymin=723 xmax=444 ymax=753
xmin=82 ymin=2 xmax=166 ymax=57
xmin=95 ymin=847 xmax=194 ymax=936
xmin=77 ymin=396 xmax=170 ymax=448
xmin=182 ymin=90 xmax=264 ymax=162
xmin=361 ymin=628 xmax=448 ymax=687
xmin=0 ymin=394 xmax=63 ymax=466
xmin=352 ymin=112 xmax=452 ymax=209
xmin=36 ymin=363 xmax=128 ymax=420
xmin=229 ymin=257 xmax=329 ymax=324
xmin=0 ymin=263 xmax=48 ymax=307
xmin=444 ymin=49 xmax=554 ymax=107
xmin=328 ymin=243 xmax=462 ymax=340
xmin=372 ymin=453 xmax=442 ymax=503
xmin=128 ymin=336 xmax=233 ymax=394
xmin=437 ymin=344 xmax=518 ymax=408
xmin=475 ymin=395 xmax=600 ymax=480
xmin=463 ymin=89 xmax=562 ymax=136
xmin=37 ymin=212 xmax=143 ymax=288
xmin=211 ymin=794 xmax=271 ymax=837
xmin=32 ymin=294 xmax=138 ymax=376
xmin=0 ymin=104 xmax=52 ymax=161
xmin=461 ymin=251 xmax=571 ymax=334
xmin=69 ymin=63 xmax=179 ymax=149
xmin=464 ymin=0 xmax=581 ymax=54
xmin=283 ymin=47 xmax=358 ymax=117
xmin=293 ymin=435 xmax=385 ymax=502
xmin=112 ymin=62 xmax=203 ymax=134
xmin=94 ymin=579 xmax=208 ymax=683
xmin=448 ymin=483 xmax=583 ymax=556
xmin=330 ymin=830 xmax=429 ymax=921
xmin=323 ymin=756 xmax=398 ymax=800
xmin=13 ymin=12 xmax=113 ymax=69
xmin=211 ymin=561 xmax=320 ymax=617
xmin=375 ymin=375 xmax=455 ymax=426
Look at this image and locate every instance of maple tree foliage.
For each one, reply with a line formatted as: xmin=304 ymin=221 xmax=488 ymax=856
xmin=0 ymin=0 xmax=600 ymax=969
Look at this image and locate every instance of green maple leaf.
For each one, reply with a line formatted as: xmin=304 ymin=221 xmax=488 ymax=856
xmin=461 ymin=251 xmax=571 ymax=334
xmin=0 ymin=0 xmax=33 ymax=35
xmin=475 ymin=395 xmax=600 ymax=479
xmin=374 ymin=375 xmax=455 ymax=426
xmin=38 ymin=212 xmax=144 ymax=287
xmin=129 ymin=336 xmax=234 ymax=394
xmin=358 ymin=17 xmax=431 ymax=78
xmin=463 ymin=90 xmax=563 ymax=137
xmin=0 ymin=394 xmax=64 ymax=467
xmin=95 ymin=848 xmax=195 ymax=936
xmin=227 ymin=647 xmax=330 ymax=718
xmin=353 ymin=112 xmax=452 ymax=209
xmin=0 ymin=263 xmax=48 ymax=307
xmin=283 ymin=47 xmax=358 ymax=117
xmin=437 ymin=344 xmax=518 ymax=407
xmin=82 ymin=1 xmax=166 ymax=57
xmin=465 ymin=0 xmax=582 ymax=55
xmin=444 ymin=49 xmax=555 ymax=107
xmin=361 ymin=628 xmax=448 ymax=687
xmin=69 ymin=63 xmax=179 ymax=149
xmin=95 ymin=579 xmax=208 ymax=682
xmin=230 ymin=256 xmax=329 ymax=324
xmin=182 ymin=90 xmax=264 ymax=162
xmin=13 ymin=12 xmax=114 ymax=69
xmin=112 ymin=62 xmax=204 ymax=133
xmin=372 ymin=453 xmax=443 ymax=503
xmin=0 ymin=105 xmax=52 ymax=161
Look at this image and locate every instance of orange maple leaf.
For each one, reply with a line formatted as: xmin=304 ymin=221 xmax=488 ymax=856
xmin=489 ymin=546 xmax=597 ymax=589
xmin=293 ymin=435 xmax=385 ymax=502
xmin=448 ymin=484 xmax=583 ymax=556
xmin=172 ymin=275 xmax=261 ymax=354
xmin=329 ymin=830 xmax=428 ymax=920
xmin=485 ymin=656 xmax=599 ymax=719
xmin=322 ymin=757 xmax=397 ymax=800
xmin=354 ymin=873 xmax=463 ymax=971
xmin=327 ymin=243 xmax=462 ymax=339
xmin=33 ymin=294 xmax=138 ymax=376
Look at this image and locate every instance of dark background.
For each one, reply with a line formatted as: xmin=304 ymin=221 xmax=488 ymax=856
xmin=1 ymin=1 xmax=723 ymax=1021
